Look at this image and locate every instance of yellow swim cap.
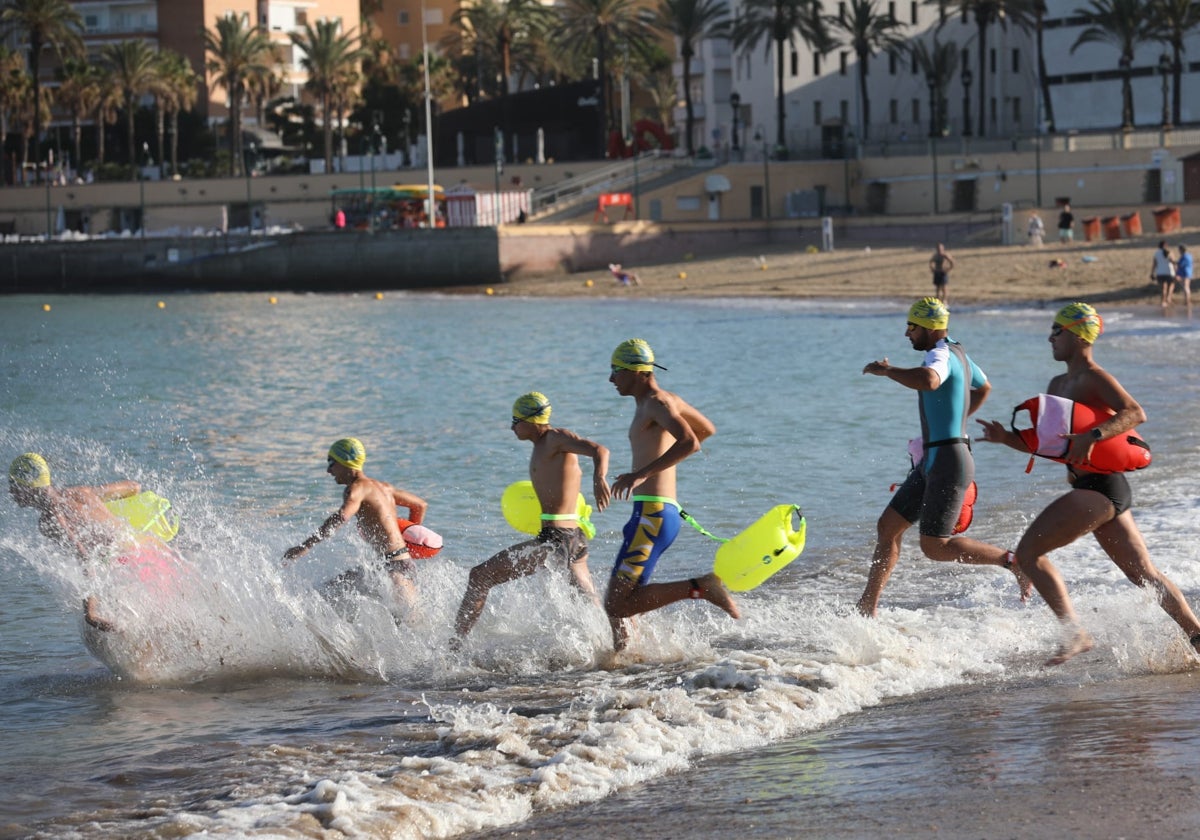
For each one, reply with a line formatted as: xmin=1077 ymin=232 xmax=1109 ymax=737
xmin=1054 ymin=302 xmax=1104 ymax=344
xmin=611 ymin=338 xmax=667 ymax=372
xmin=327 ymin=438 xmax=366 ymax=470
xmin=512 ymin=392 xmax=552 ymax=424
xmin=9 ymin=453 xmax=50 ymax=488
xmin=907 ymin=297 xmax=950 ymax=330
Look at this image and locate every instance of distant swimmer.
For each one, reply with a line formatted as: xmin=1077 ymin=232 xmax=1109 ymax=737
xmin=283 ymin=438 xmax=433 ymax=614
xmin=7 ymin=452 xmax=178 ymax=633
xmin=609 ymin=263 xmax=641 ymax=286
xmin=604 ymin=339 xmax=740 ymax=652
xmin=451 ymin=393 xmax=611 ymax=648
xmin=858 ymin=298 xmax=1030 ymax=618
xmin=976 ymin=302 xmax=1200 ymax=666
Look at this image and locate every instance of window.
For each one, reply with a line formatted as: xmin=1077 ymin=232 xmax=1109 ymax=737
xmin=813 ymin=53 xmax=821 ymax=76
xmin=888 ymin=1 xmax=896 ymax=18
xmin=814 ymin=101 xmax=822 ymax=126
xmin=912 ymin=99 xmax=920 ymax=124
xmin=791 ymin=49 xmax=799 ymax=77
xmin=990 ymin=97 xmax=997 ymax=125
xmin=889 ymin=99 xmax=898 ymax=124
xmin=911 ymin=52 xmax=917 ymax=74
xmin=398 ymin=11 xmax=408 ymax=24
xmin=1012 ymin=97 xmax=1022 ymax=124
xmin=297 ymin=10 xmax=307 ymax=25
xmin=839 ymin=51 xmax=848 ymax=76
xmin=840 ymin=99 xmax=849 ymax=123
xmin=1011 ymin=49 xmax=1020 ymax=73
xmin=989 ymin=49 xmax=996 ymax=74
xmin=889 ymin=53 xmax=897 ymax=75
xmin=911 ymin=2 xmax=918 ymax=23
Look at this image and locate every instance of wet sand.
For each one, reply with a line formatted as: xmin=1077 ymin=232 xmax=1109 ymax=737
xmin=471 ymin=232 xmax=1195 ymax=308
xmin=471 ymin=670 xmax=1200 ymax=839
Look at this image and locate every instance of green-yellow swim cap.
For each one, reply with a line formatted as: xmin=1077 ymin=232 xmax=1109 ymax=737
xmin=328 ymin=438 xmax=366 ymax=470
xmin=9 ymin=453 xmax=50 ymax=488
xmin=611 ymin=338 xmax=666 ymax=372
xmin=1054 ymin=301 xmax=1104 ymax=344
xmin=907 ymin=297 xmax=950 ymax=330
xmin=512 ymin=392 xmax=552 ymax=424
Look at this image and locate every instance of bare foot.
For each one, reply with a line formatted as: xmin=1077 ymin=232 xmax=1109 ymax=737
xmin=696 ymin=573 xmax=741 ymax=620
xmin=1045 ymin=626 xmax=1094 ymax=667
xmin=855 ymin=597 xmax=878 ymax=619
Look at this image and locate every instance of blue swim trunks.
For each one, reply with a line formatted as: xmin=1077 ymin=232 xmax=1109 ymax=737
xmin=611 ymin=496 xmax=681 ymax=584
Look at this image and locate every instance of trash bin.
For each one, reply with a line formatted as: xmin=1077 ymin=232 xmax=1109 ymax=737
xmin=1102 ymin=216 xmax=1122 ymax=241
xmin=1153 ymin=206 xmax=1181 ymax=233
xmin=1120 ymin=211 xmax=1142 ymax=237
xmin=1082 ymin=217 xmax=1101 ymax=242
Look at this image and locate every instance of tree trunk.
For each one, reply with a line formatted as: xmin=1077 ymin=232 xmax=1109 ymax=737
xmin=774 ymin=36 xmax=786 ymax=153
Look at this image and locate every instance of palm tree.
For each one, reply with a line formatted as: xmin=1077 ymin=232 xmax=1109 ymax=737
xmin=14 ymin=73 xmax=51 ymax=180
xmin=0 ymin=0 xmax=84 ymax=178
xmin=452 ymin=0 xmax=554 ymax=99
xmin=155 ymin=50 xmax=199 ymax=177
xmin=291 ymin=19 xmax=365 ymax=175
xmin=0 ymin=45 xmax=30 ymax=185
xmin=650 ymin=0 xmax=729 ymax=157
xmin=732 ymin=0 xmax=829 ymax=156
xmin=54 ymin=58 xmax=99 ymax=174
xmin=909 ymin=37 xmax=958 ymax=136
xmin=100 ymin=39 xmax=160 ymax=180
xmin=205 ymin=14 xmax=275 ymax=176
xmin=1031 ymin=0 xmax=1056 ymax=133
xmin=90 ymin=68 xmax=119 ymax=168
xmin=1149 ymin=0 xmax=1200 ymax=128
xmin=1070 ymin=0 xmax=1156 ymax=129
xmin=930 ymin=0 xmax=1035 ymax=137
xmin=826 ymin=0 xmax=906 ymax=141
xmin=553 ymin=0 xmax=660 ymax=157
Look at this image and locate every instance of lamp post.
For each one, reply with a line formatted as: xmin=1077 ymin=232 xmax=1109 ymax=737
xmin=926 ymin=74 xmax=940 ymax=214
xmin=729 ymin=91 xmax=740 ymax=160
xmin=402 ymin=109 xmax=412 ymax=167
xmin=1158 ymin=53 xmax=1172 ymax=131
xmin=961 ymin=64 xmax=973 ymax=138
xmin=754 ymin=127 xmax=770 ymax=221
xmin=843 ymin=129 xmax=855 ymax=213
xmin=421 ymin=7 xmax=437 ymax=227
xmin=244 ymin=139 xmax=256 ymax=233
xmin=140 ymin=141 xmax=150 ymax=240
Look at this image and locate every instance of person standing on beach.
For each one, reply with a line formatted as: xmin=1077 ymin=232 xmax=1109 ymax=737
xmin=452 ymin=393 xmax=610 ymax=646
xmin=1027 ymin=211 xmax=1045 ymax=246
xmin=283 ymin=438 xmax=431 ymax=613
xmin=976 ymin=302 xmax=1200 ymax=666
xmin=604 ymin=339 xmax=740 ymax=651
xmin=857 ymin=298 xmax=1031 ymax=618
xmin=1151 ymin=240 xmax=1176 ymax=307
xmin=929 ymin=244 xmax=954 ymax=303
xmin=1175 ymin=244 xmax=1192 ymax=308
xmin=1057 ymin=203 xmax=1074 ymax=243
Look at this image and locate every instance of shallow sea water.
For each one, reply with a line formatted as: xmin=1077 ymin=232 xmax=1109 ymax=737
xmin=3 ymin=292 xmax=1200 ymax=838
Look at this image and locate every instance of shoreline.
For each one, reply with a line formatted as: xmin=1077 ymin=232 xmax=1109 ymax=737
xmin=461 ymin=232 xmax=1195 ymax=309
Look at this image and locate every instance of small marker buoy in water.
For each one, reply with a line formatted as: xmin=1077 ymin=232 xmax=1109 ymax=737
xmin=42 ymin=304 xmax=51 ymax=312
xmin=375 ymin=292 xmax=383 ymax=300
xmin=268 ymin=296 xmax=278 ymax=304
xmin=157 ymin=301 xmax=166 ymax=309
xmin=486 ymin=287 xmax=495 ymax=295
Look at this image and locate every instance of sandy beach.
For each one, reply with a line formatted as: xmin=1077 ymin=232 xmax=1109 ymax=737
xmin=472 ymin=231 xmax=1195 ymax=307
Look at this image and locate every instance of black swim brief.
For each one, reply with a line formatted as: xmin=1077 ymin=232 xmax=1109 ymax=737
xmin=1069 ymin=469 xmax=1132 ymax=516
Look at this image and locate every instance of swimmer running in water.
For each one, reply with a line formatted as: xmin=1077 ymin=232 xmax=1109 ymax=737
xmin=451 ymin=392 xmax=610 ymax=648
xmin=604 ymin=339 xmax=740 ymax=651
xmin=8 ymin=452 xmax=156 ymax=632
xmin=976 ymin=302 xmax=1200 ymax=666
xmin=283 ymin=438 xmax=431 ymax=613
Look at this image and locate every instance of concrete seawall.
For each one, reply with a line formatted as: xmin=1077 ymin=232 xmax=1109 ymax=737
xmin=0 ymin=228 xmax=502 ymax=293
